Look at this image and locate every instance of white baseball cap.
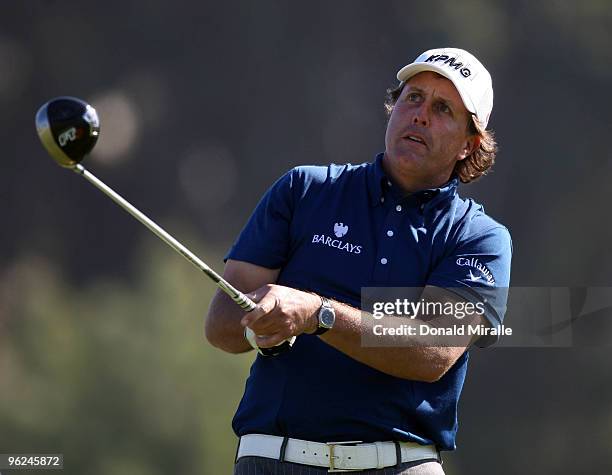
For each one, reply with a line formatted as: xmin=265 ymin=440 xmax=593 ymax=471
xmin=396 ymin=47 xmax=493 ymax=128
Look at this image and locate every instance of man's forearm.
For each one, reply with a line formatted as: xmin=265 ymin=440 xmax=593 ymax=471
xmin=319 ymin=300 xmax=477 ymax=382
xmin=205 ymin=290 xmax=253 ymax=354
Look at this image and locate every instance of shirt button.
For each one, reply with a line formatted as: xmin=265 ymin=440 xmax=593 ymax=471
xmin=380 ymin=258 xmax=388 ymax=265
xmin=396 ymin=205 xmax=402 ymax=212
xmin=387 ymin=230 xmax=394 ymax=237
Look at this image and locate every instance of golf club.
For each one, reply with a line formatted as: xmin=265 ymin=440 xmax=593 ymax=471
xmin=35 ymin=96 xmax=294 ymax=356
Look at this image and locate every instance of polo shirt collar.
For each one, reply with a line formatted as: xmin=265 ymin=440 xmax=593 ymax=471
xmin=367 ymin=152 xmax=459 ymax=207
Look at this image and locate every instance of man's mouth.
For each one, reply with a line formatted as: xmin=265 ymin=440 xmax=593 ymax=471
xmin=403 ymin=134 xmax=427 ymax=147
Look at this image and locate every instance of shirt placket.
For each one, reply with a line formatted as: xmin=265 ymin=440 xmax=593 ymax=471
xmin=372 ymin=198 xmax=406 ymax=284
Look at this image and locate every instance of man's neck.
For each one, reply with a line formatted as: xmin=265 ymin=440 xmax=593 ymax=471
xmin=381 ymin=153 xmax=453 ymax=194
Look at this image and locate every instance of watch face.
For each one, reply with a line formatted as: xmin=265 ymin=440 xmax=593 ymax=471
xmin=320 ymin=308 xmax=335 ymax=328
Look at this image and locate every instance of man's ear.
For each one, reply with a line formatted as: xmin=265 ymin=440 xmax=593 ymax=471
xmin=458 ymin=134 xmax=481 ymax=161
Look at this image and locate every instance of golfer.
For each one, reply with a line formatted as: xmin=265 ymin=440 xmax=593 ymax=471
xmin=206 ymin=47 xmax=512 ymax=474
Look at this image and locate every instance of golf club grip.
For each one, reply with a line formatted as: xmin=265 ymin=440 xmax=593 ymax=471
xmin=73 ymin=164 xmax=257 ymax=311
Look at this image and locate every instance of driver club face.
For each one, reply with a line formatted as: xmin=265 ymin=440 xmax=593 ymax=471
xmin=35 ymin=96 xmax=100 ymax=168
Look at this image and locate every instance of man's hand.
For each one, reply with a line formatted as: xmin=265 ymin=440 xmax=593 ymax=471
xmin=240 ymin=284 xmax=321 ymax=348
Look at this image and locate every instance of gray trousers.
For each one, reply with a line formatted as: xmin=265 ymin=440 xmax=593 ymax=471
xmin=234 ymin=456 xmax=445 ymax=474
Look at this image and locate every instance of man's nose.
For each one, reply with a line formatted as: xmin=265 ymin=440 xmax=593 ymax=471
xmin=412 ymin=104 xmax=429 ymax=127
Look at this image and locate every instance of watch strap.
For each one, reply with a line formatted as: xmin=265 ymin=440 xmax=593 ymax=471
xmin=313 ymin=296 xmax=334 ymax=335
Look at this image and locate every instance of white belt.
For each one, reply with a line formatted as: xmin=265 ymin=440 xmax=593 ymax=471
xmin=237 ymin=434 xmax=439 ymax=472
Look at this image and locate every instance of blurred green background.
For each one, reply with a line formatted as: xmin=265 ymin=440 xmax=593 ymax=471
xmin=1 ymin=238 xmax=250 ymax=474
xmin=1 ymin=1 xmax=612 ymax=473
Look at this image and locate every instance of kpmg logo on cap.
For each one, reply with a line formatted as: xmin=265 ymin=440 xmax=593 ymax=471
xmin=425 ymin=54 xmax=472 ymax=78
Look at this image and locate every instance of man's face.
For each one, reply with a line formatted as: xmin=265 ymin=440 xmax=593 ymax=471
xmin=384 ymin=71 xmax=478 ymax=190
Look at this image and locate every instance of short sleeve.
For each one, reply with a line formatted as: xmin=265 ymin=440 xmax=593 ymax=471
xmin=427 ymin=225 xmax=513 ymax=347
xmin=224 ymin=169 xmax=297 ymax=269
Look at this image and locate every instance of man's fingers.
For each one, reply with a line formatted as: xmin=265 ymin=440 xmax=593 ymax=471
xmin=241 ymin=294 xmax=279 ymax=327
xmin=255 ymin=331 xmax=288 ymax=348
xmin=247 ymin=315 xmax=280 ymax=335
xmin=260 ymin=294 xmax=280 ymax=316
xmin=241 ymin=306 xmax=265 ymax=327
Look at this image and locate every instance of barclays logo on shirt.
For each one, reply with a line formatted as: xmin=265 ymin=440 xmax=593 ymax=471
xmin=334 ymin=222 xmax=348 ymax=237
xmin=312 ymin=222 xmax=362 ymax=254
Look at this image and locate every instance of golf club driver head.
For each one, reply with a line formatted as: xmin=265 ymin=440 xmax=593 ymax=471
xmin=35 ymin=96 xmax=100 ymax=168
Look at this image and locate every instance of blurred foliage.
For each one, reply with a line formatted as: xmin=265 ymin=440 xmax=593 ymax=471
xmin=0 ymin=238 xmax=252 ymax=474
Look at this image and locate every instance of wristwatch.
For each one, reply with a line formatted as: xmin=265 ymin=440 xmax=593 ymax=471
xmin=313 ymin=295 xmax=335 ymax=335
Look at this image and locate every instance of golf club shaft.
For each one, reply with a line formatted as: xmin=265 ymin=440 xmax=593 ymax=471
xmin=72 ymin=163 xmax=257 ymax=312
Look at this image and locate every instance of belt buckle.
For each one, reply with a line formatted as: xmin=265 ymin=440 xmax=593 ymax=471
xmin=326 ymin=440 xmax=363 ymax=473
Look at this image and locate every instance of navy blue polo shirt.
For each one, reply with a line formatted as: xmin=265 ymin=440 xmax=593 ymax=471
xmin=225 ymin=153 xmax=512 ymax=451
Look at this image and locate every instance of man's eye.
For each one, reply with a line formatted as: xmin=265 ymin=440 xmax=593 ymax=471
xmin=406 ymin=92 xmax=421 ymax=102
xmin=437 ymin=103 xmax=451 ymax=114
